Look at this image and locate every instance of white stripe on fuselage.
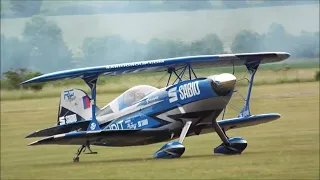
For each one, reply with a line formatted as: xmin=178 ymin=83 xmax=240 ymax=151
xmin=178 ymin=106 xmax=186 ymax=114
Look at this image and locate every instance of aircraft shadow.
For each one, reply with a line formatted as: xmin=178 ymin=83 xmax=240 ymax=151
xmin=34 ymin=151 xmax=264 ymax=167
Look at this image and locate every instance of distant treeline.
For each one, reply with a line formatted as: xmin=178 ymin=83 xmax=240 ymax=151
xmin=1 ymin=0 xmax=318 ymax=18
xmin=1 ymin=15 xmax=319 ymax=75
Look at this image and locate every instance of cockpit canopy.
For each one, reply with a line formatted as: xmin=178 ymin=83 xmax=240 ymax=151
xmin=118 ymin=85 xmax=158 ymax=110
xmin=97 ymin=85 xmax=158 ymax=116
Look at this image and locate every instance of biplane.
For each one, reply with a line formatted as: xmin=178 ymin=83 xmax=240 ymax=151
xmin=22 ymin=52 xmax=290 ymax=162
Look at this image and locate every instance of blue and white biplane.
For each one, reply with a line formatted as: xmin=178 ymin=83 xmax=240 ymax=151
xmin=22 ymin=52 xmax=290 ymax=162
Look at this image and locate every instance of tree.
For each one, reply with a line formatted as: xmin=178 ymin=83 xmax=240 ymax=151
xmin=1 ymin=68 xmax=44 ymax=91
xmin=10 ymin=0 xmax=42 ymax=17
xmin=188 ymin=34 xmax=224 ymax=55
xmin=2 ymin=68 xmax=28 ymax=89
xmin=145 ymin=38 xmax=189 ymax=60
xmin=22 ymin=16 xmax=73 ymax=73
xmin=222 ymin=0 xmax=247 ymax=9
xmin=231 ymin=30 xmax=263 ymax=53
xmin=1 ymin=35 xmax=30 ymax=73
xmin=145 ymin=38 xmax=169 ymax=60
xmin=293 ymin=31 xmax=319 ymax=58
xmin=82 ymin=35 xmax=145 ymax=67
xmin=162 ymin=0 xmax=212 ymax=11
xmin=262 ymin=23 xmax=296 ymax=54
xmin=125 ymin=1 xmax=155 ymax=12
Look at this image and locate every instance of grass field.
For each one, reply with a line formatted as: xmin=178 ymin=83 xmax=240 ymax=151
xmin=1 ymin=81 xmax=319 ymax=179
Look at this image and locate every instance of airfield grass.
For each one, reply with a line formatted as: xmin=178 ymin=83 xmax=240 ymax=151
xmin=1 ymin=81 xmax=319 ymax=179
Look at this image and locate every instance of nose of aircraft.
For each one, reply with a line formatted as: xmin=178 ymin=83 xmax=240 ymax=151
xmin=208 ymin=73 xmax=237 ymax=96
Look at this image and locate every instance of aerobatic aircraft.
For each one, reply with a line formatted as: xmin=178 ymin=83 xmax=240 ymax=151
xmin=22 ymin=52 xmax=290 ymax=162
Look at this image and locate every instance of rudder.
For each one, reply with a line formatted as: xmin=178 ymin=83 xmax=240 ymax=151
xmin=57 ymin=88 xmax=98 ymax=125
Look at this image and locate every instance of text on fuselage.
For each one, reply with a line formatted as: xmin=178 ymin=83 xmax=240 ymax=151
xmin=179 ymin=81 xmax=200 ymax=100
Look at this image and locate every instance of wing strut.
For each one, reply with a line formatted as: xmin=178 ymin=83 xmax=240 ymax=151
xmin=166 ymin=68 xmax=174 ymax=86
xmin=172 ymin=66 xmax=187 ymax=84
xmin=166 ymin=63 xmax=198 ymax=86
xmin=83 ymin=75 xmax=101 ymax=131
xmin=238 ymin=61 xmax=260 ymax=118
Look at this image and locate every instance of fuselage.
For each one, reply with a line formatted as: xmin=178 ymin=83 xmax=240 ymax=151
xmin=92 ymin=74 xmax=237 ymax=146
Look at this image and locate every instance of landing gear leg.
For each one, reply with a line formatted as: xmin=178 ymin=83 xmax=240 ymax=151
xmin=212 ymin=113 xmax=247 ymax=155
xmin=212 ymin=118 xmax=230 ymax=145
xmin=83 ymin=144 xmax=98 ymax=154
xmin=73 ymin=145 xmax=85 ymax=163
xmin=222 ymin=128 xmax=229 ymax=139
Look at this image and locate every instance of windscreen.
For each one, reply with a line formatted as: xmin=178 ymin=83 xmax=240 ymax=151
xmin=118 ymin=85 xmax=158 ymax=110
xmin=98 ymin=85 xmax=158 ymax=114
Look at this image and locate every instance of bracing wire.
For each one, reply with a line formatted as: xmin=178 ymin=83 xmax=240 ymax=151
xmin=157 ymin=72 xmax=168 ymax=85
xmin=221 ymin=71 xmax=252 ymax=119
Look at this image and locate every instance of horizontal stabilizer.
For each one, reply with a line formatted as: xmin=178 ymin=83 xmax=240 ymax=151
xmin=26 ymin=120 xmax=91 ymax=138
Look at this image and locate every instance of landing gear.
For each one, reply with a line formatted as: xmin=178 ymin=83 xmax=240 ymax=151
xmin=212 ymin=113 xmax=247 ymax=155
xmin=154 ymin=121 xmax=192 ymax=158
xmin=222 ymin=128 xmax=229 ymax=139
xmin=212 ymin=59 xmax=261 ymax=154
xmin=73 ymin=157 xmax=79 ymax=162
xmin=214 ymin=137 xmax=247 ymax=154
xmin=73 ymin=145 xmax=85 ymax=163
xmin=73 ymin=142 xmax=97 ymax=162
xmin=212 ymin=117 xmax=230 ymax=145
xmin=83 ymin=145 xmax=98 ymax=154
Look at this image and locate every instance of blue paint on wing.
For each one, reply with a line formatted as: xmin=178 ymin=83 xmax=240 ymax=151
xmin=21 ymin=52 xmax=290 ymax=85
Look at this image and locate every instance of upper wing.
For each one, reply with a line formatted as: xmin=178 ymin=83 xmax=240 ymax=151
xmin=21 ymin=52 xmax=290 ymax=85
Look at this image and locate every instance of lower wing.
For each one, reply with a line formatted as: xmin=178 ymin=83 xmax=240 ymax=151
xmin=218 ymin=113 xmax=280 ymax=131
xmin=193 ymin=113 xmax=280 ymax=134
xmin=28 ymin=129 xmax=171 ymax=147
xmin=28 ymin=113 xmax=279 ymax=146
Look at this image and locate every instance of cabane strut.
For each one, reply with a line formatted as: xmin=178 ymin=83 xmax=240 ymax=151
xmin=166 ymin=63 xmax=197 ymax=86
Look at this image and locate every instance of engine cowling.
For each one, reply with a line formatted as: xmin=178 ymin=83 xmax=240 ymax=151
xmin=208 ymin=73 xmax=237 ymax=96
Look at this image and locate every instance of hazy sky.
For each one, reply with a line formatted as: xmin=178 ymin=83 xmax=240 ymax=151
xmin=1 ymin=4 xmax=319 ymax=53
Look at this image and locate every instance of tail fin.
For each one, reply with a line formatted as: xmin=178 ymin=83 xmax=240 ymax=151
xmin=57 ymin=88 xmax=99 ymax=125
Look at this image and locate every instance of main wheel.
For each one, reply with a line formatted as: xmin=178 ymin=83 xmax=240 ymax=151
xmin=214 ymin=137 xmax=247 ymax=155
